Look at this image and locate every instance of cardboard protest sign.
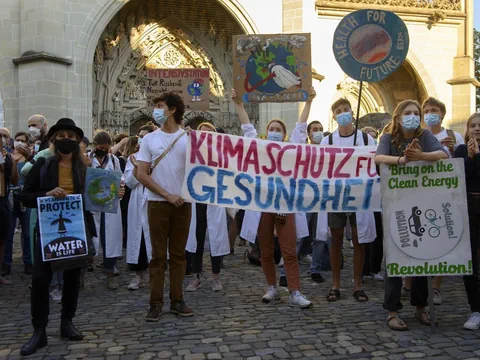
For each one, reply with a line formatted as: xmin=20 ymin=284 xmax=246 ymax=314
xmin=84 ymin=168 xmax=122 ymax=214
xmin=381 ymin=159 xmax=472 ymax=277
xmin=146 ymin=68 xmax=210 ymax=110
xmin=182 ymin=131 xmax=381 ymax=213
xmin=37 ymin=195 xmax=88 ymax=262
xmin=333 ymin=9 xmax=409 ymax=82
xmin=233 ymin=33 xmax=312 ymax=103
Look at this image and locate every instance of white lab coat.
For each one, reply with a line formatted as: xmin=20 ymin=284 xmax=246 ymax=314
xmin=186 ymin=204 xmax=230 ymax=257
xmin=240 ymin=211 xmax=309 ymax=243
xmin=125 ymin=155 xmax=152 ymax=264
xmin=315 ymin=212 xmax=376 ymax=244
xmin=90 ymin=154 xmax=123 ymax=258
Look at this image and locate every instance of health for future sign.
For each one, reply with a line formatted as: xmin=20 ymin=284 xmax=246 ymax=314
xmin=37 ymin=195 xmax=88 ymax=262
xmin=182 ymin=131 xmax=381 ymax=213
xmin=381 ymin=159 xmax=472 ymax=277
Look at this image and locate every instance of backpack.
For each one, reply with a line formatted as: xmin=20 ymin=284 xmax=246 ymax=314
xmin=244 ymin=236 xmax=282 ymax=266
xmin=329 ymin=131 xmax=369 ymax=146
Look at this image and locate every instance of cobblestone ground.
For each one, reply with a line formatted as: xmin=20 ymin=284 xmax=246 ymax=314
xmin=1 ymin=238 xmax=480 ymax=360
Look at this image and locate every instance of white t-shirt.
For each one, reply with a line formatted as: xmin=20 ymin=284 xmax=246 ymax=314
xmin=136 ymin=128 xmax=187 ymax=202
xmin=433 ymin=128 xmax=464 ymax=149
xmin=320 ymin=129 xmax=376 ymax=146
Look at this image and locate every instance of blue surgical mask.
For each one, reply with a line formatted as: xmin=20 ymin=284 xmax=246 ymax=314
xmin=402 ymin=115 xmax=421 ymax=131
xmin=267 ymin=132 xmax=283 ymax=142
xmin=424 ymin=113 xmax=441 ymax=127
xmin=312 ymin=131 xmax=324 ymax=144
xmin=34 ymin=144 xmax=40 ymax=153
xmin=153 ymin=108 xmax=167 ymax=125
xmin=336 ymin=112 xmax=353 ymax=127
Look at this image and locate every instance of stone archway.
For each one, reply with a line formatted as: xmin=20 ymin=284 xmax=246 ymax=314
xmin=82 ymin=0 xmax=259 ymax=136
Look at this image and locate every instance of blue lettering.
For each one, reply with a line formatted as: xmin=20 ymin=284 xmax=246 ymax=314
xmin=255 ymin=176 xmax=274 ymax=209
xmin=362 ymin=178 xmax=374 ymax=210
xmin=342 ymin=178 xmax=362 ymax=211
xmin=217 ymin=169 xmax=234 ymax=205
xmin=234 ymin=173 xmax=253 ymax=206
xmin=320 ymin=179 xmax=343 ymax=211
xmin=274 ymin=178 xmax=296 ymax=211
xmin=187 ymin=166 xmax=215 ymax=202
xmin=296 ymin=179 xmax=320 ymax=212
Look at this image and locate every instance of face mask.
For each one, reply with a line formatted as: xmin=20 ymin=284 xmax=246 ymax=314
xmin=424 ymin=113 xmax=441 ymax=127
xmin=138 ymin=138 xmax=143 ymax=145
xmin=312 ymin=131 xmax=324 ymax=144
xmin=267 ymin=132 xmax=283 ymax=142
xmin=153 ymin=108 xmax=168 ymax=125
xmin=336 ymin=112 xmax=353 ymax=127
xmin=54 ymin=138 xmax=77 ymax=155
xmin=402 ymin=115 xmax=421 ymax=131
xmin=29 ymin=126 xmax=41 ymax=138
xmin=34 ymin=144 xmax=40 ymax=153
xmin=95 ymin=148 xmax=108 ymax=158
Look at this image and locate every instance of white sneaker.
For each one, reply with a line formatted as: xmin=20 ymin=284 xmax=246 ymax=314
xmin=371 ymin=273 xmax=384 ymax=281
xmin=186 ymin=278 xmax=201 ymax=292
xmin=433 ymin=288 xmax=442 ymax=305
xmin=463 ymin=312 xmax=480 ymax=330
xmin=300 ymin=255 xmax=312 ymax=264
xmin=262 ymin=285 xmax=280 ymax=303
xmin=289 ymin=290 xmax=312 ymax=309
xmin=128 ymin=276 xmax=143 ymax=291
xmin=50 ymin=288 xmax=62 ymax=302
xmin=212 ymin=278 xmax=223 ymax=292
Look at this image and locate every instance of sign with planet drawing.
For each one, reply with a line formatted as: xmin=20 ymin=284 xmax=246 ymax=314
xmin=233 ymin=33 xmax=312 ymax=103
xmin=333 ymin=9 xmax=409 ymax=82
xmin=84 ymin=168 xmax=122 ymax=214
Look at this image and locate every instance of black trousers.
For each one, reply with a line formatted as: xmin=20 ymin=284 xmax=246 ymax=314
xmin=31 ymin=238 xmax=81 ymax=329
xmin=192 ymin=203 xmax=222 ymax=275
xmin=363 ymin=212 xmax=384 ymax=275
xmin=464 ymin=195 xmax=480 ymax=313
xmin=128 ymin=231 xmax=149 ymax=272
xmin=384 ymin=276 xmax=428 ymax=312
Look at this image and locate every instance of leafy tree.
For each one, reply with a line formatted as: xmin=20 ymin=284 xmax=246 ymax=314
xmin=475 ymin=29 xmax=480 ymax=110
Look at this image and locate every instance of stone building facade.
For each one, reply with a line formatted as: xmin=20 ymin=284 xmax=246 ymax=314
xmin=0 ymin=0 xmax=477 ymax=136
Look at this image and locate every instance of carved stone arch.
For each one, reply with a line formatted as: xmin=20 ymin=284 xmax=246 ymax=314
xmin=184 ymin=110 xmax=219 ymax=130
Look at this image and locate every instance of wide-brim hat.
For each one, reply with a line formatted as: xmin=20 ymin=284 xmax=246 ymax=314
xmin=47 ymin=118 xmax=84 ymax=140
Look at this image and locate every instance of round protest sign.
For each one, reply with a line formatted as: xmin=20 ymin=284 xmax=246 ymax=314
xmin=333 ymin=9 xmax=409 ymax=82
xmin=388 ymin=193 xmax=464 ymax=260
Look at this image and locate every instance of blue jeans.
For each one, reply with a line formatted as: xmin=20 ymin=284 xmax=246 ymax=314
xmin=311 ymin=238 xmax=330 ymax=274
xmin=4 ymin=194 xmax=31 ymax=265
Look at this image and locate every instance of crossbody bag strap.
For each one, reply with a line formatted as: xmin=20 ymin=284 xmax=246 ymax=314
xmin=151 ymin=131 xmax=187 ymax=172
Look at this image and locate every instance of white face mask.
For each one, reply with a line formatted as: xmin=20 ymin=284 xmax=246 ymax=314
xmin=14 ymin=141 xmax=26 ymax=148
xmin=312 ymin=131 xmax=324 ymax=144
xmin=29 ymin=126 xmax=41 ymax=138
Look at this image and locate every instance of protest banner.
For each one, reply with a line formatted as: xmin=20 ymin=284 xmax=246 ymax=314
xmin=233 ymin=33 xmax=312 ymax=103
xmin=381 ymin=159 xmax=472 ymax=277
xmin=37 ymin=195 xmax=88 ymax=262
xmin=146 ymin=68 xmax=209 ymax=110
xmin=182 ymin=131 xmax=381 ymax=213
xmin=84 ymin=168 xmax=122 ymax=214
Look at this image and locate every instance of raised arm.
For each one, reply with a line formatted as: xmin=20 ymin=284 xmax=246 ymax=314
xmin=291 ymin=88 xmax=316 ymax=144
xmin=231 ymin=89 xmax=250 ymax=125
xmin=298 ymin=87 xmax=316 ymax=124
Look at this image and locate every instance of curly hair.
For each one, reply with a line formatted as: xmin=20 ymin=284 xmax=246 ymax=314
xmin=383 ymin=100 xmax=424 ymax=150
xmin=153 ymin=92 xmax=185 ymax=124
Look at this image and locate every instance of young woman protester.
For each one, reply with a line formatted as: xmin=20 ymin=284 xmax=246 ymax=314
xmin=232 ymin=88 xmax=314 ymax=308
xmin=186 ymin=122 xmax=230 ymax=292
xmin=89 ymin=131 xmax=125 ymax=290
xmin=125 ymin=128 xmax=154 ymax=290
xmin=19 ymin=118 xmax=94 ymax=355
xmin=454 ymin=112 xmax=480 ymax=330
xmin=375 ymin=100 xmax=448 ymax=331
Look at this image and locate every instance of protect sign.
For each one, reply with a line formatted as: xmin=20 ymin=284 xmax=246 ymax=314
xmin=381 ymin=160 xmax=472 ymax=277
xmin=182 ymin=131 xmax=381 ymax=213
xmin=333 ymin=9 xmax=409 ymax=82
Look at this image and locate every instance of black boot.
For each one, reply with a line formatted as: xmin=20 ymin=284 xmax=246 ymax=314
xmin=20 ymin=328 xmax=47 ymax=356
xmin=60 ymin=319 xmax=83 ymax=341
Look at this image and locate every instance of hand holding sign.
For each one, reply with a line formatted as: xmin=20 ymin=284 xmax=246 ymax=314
xmin=468 ymin=138 xmax=479 ymax=159
xmin=46 ymin=187 xmax=68 ymax=199
xmin=405 ymin=139 xmax=424 ymax=162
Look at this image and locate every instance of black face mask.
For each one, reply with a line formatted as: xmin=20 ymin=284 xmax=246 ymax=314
xmin=54 ymin=138 xmax=78 ymax=155
xmin=95 ymin=148 xmax=107 ymax=158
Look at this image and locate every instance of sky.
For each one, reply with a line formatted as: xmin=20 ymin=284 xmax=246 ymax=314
xmin=476 ymin=0 xmax=479 ymax=30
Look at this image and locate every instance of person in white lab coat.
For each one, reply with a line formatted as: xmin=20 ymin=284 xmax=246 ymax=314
xmin=186 ymin=122 xmax=230 ymax=292
xmin=89 ymin=131 xmax=124 ymax=290
xmin=231 ymin=88 xmax=315 ymax=309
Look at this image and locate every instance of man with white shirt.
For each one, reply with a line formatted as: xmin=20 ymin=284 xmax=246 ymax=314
xmin=320 ymin=98 xmax=376 ymax=304
xmin=423 ymin=97 xmax=464 ymax=156
xmin=136 ymin=92 xmax=193 ymax=321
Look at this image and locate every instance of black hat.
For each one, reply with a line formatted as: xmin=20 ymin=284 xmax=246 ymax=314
xmin=47 ymin=118 xmax=84 ymax=140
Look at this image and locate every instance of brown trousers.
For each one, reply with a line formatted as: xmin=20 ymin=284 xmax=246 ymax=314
xmin=148 ymin=201 xmax=192 ymax=307
xmin=258 ymin=213 xmax=300 ymax=291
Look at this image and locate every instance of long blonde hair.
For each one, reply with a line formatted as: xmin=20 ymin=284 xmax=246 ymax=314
xmin=383 ymin=100 xmax=424 ymax=149
xmin=464 ymin=112 xmax=480 ymax=144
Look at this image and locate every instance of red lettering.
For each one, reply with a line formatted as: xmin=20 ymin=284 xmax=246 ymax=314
xmin=222 ymin=136 xmax=244 ymax=171
xmin=262 ymin=142 xmax=281 ymax=175
xmin=310 ymin=146 xmax=325 ymax=178
xmin=333 ymin=148 xmax=354 ymax=178
xmin=356 ymin=156 xmax=368 ymax=177
xmin=277 ymin=144 xmax=296 ymax=177
xmin=190 ymin=131 xmax=206 ymax=165
xmin=206 ymin=133 xmax=218 ymax=167
xmin=293 ymin=145 xmax=311 ymax=179
xmin=368 ymin=158 xmax=378 ymax=177
xmin=216 ymin=134 xmax=223 ymax=169
xmin=242 ymin=140 xmax=260 ymax=174
xmin=325 ymin=147 xmax=342 ymax=178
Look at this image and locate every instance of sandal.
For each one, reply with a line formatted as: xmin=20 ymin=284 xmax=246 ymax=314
xmin=415 ymin=310 xmax=434 ymax=326
xmin=387 ymin=314 xmax=408 ymax=331
xmin=353 ymin=289 xmax=369 ymax=302
xmin=326 ymin=289 xmax=341 ymax=302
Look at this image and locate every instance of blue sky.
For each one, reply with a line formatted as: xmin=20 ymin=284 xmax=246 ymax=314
xmin=476 ymin=0 xmax=479 ymax=30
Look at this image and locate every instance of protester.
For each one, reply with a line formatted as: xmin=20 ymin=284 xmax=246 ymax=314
xmin=307 ymin=120 xmax=324 ymax=145
xmin=186 ymin=122 xmax=230 ymax=292
xmin=233 ymin=88 xmax=313 ymax=309
xmin=89 ymin=131 xmax=124 ymax=290
xmin=361 ymin=126 xmax=379 ymax=144
xmin=375 ymin=100 xmax=448 ymax=331
xmin=0 ymin=129 xmax=19 ymax=285
xmin=136 ymin=92 xmax=194 ymax=321
xmin=19 ymin=118 xmax=92 ymax=355
xmin=125 ymin=134 xmax=152 ymax=291
xmin=27 ymin=115 xmax=49 ymax=152
xmin=454 ymin=112 xmax=480 ymax=330
xmin=319 ymin=98 xmax=376 ymax=303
